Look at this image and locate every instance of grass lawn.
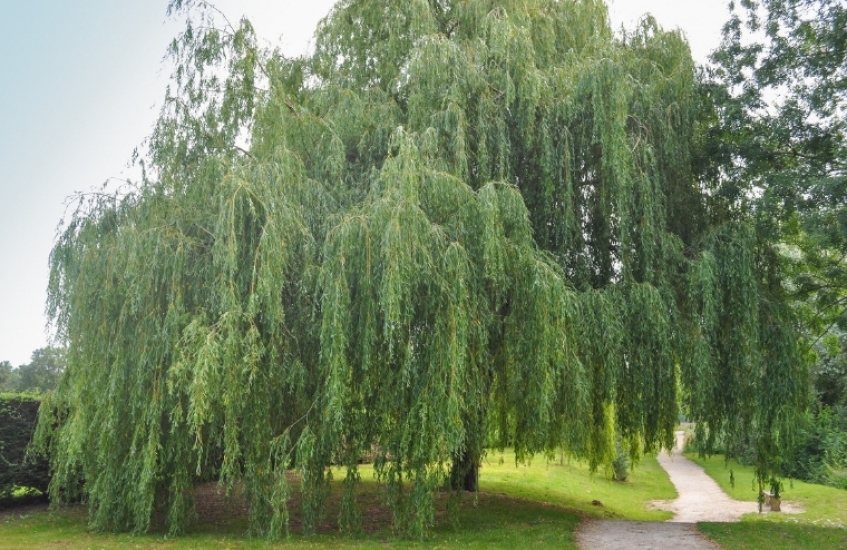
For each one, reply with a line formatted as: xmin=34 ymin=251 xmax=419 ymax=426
xmin=699 ymin=522 xmax=847 ymax=549
xmin=0 ymin=494 xmax=580 ymax=550
xmin=0 ymin=451 xmax=675 ymax=549
xmin=688 ymin=453 xmax=847 ymax=549
xmin=480 ymin=450 xmax=675 ymax=521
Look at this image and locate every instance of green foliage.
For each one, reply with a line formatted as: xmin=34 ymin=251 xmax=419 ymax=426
xmin=0 ymin=394 xmax=50 ymax=504
xmin=809 ymin=333 xmax=847 ymax=408
xmin=37 ymin=0 xmax=807 ymax=538
xmin=698 ymin=0 xmax=847 ymax=493
xmin=0 ymin=349 xmax=66 ymax=395
xmin=706 ymin=0 xmax=847 ymax=377
xmin=480 ymin=450 xmax=675 ymax=520
xmin=0 ymin=361 xmax=16 ymax=392
xmin=13 ymin=348 xmax=65 ymax=395
xmin=784 ymin=405 xmax=847 ymax=490
xmin=611 ymin=439 xmax=630 ymax=482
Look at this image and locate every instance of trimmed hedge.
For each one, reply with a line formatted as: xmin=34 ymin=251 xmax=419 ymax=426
xmin=0 ymin=393 xmax=50 ymax=505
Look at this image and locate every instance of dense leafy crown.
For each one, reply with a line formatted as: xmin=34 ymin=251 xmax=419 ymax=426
xmin=37 ymin=0 xmax=806 ymax=538
xmin=708 ymin=0 xmax=847 ymax=355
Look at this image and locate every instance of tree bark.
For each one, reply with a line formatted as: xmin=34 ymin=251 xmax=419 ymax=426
xmin=449 ymin=449 xmax=479 ymax=492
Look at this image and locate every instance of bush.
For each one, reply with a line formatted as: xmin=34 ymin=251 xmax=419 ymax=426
xmin=611 ymin=439 xmax=630 ymax=482
xmin=0 ymin=394 xmax=50 ymax=506
xmin=784 ymin=405 xmax=847 ymax=489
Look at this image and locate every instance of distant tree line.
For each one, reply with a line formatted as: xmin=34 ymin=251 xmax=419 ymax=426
xmin=0 ymin=347 xmax=65 ymax=394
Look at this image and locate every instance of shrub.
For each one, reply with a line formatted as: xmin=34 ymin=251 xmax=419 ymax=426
xmin=0 ymin=394 xmax=50 ymax=505
xmin=611 ymin=439 xmax=630 ymax=482
xmin=782 ymin=405 xmax=847 ymax=489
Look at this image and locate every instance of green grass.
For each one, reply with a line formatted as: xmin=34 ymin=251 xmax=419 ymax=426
xmin=688 ymin=454 xmax=847 ymax=549
xmin=687 ymin=453 xmax=847 ymax=526
xmin=0 ymin=494 xmax=580 ymax=550
xmin=698 ymin=522 xmax=847 ymax=550
xmin=480 ymin=450 xmax=676 ymax=521
xmin=0 ymin=451 xmax=676 ymax=549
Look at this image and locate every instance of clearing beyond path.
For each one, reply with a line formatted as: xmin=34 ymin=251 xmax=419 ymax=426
xmin=576 ymin=431 xmax=800 ymax=549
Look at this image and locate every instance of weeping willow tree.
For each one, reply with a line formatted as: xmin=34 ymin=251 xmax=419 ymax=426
xmin=35 ymin=0 xmax=806 ymax=538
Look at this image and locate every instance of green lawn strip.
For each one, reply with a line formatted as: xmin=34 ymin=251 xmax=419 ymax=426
xmin=0 ymin=450 xmax=677 ymax=549
xmin=480 ymin=450 xmax=675 ymax=521
xmin=0 ymin=492 xmax=580 ymax=550
xmin=698 ymin=522 xmax=847 ymax=550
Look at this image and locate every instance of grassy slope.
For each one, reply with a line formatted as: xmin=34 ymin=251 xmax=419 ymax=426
xmin=480 ymin=450 xmax=675 ymax=521
xmin=688 ymin=454 xmax=847 ymax=550
xmin=0 ymin=452 xmax=675 ymax=550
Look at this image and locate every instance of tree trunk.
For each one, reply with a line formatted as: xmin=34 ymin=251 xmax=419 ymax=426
xmin=449 ymin=449 xmax=479 ymax=492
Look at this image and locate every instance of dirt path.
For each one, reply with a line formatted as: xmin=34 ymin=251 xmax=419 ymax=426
xmin=652 ymin=449 xmax=758 ymax=522
xmin=576 ymin=520 xmax=721 ymax=549
xmin=576 ymin=431 xmax=799 ymax=548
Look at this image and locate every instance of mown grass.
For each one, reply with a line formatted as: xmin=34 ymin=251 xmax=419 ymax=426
xmin=699 ymin=522 xmax=847 ymax=550
xmin=480 ymin=450 xmax=675 ymax=521
xmin=0 ymin=494 xmax=580 ymax=550
xmin=0 ymin=451 xmax=675 ymax=549
xmin=688 ymin=454 xmax=847 ymax=549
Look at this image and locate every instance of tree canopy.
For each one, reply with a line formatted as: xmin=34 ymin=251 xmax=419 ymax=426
xmin=37 ymin=0 xmax=807 ymax=538
xmin=708 ymin=0 xmax=847 ymax=345
xmin=703 ymin=0 xmax=847 ymax=489
xmin=0 ymin=348 xmax=65 ymax=394
xmin=0 ymin=361 xmax=14 ymax=392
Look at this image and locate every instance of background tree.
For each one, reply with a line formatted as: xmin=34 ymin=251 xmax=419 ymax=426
xmin=15 ymin=347 xmax=65 ymax=394
xmin=36 ymin=0 xmax=807 ymax=538
xmin=706 ymin=0 xmax=847 ymax=486
xmin=708 ymin=0 xmax=847 ymax=341
xmin=0 ymin=361 xmax=16 ymax=392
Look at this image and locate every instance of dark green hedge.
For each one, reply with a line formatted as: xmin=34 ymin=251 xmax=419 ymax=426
xmin=0 ymin=394 xmax=50 ymax=505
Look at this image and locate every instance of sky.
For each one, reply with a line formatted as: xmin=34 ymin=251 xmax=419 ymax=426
xmin=0 ymin=0 xmax=730 ymax=367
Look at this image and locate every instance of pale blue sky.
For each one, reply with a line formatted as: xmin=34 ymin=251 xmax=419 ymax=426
xmin=0 ymin=0 xmax=729 ymax=366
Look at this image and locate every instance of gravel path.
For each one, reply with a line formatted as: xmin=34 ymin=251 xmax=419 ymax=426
xmin=576 ymin=431 xmax=800 ymax=549
xmin=651 ymin=449 xmax=758 ymax=522
xmin=576 ymin=520 xmax=721 ymax=549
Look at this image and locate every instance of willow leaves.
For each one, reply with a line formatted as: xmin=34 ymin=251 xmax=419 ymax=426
xmin=37 ymin=0 xmax=806 ymax=538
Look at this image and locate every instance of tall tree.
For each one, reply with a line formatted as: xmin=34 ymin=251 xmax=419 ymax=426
xmin=0 ymin=361 xmax=15 ymax=392
xmin=37 ymin=0 xmax=806 ymax=538
xmin=707 ymin=0 xmax=846 ymax=401
xmin=16 ymin=347 xmax=65 ymax=394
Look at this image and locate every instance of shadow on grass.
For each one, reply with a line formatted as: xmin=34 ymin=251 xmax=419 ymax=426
xmin=0 ymin=489 xmax=49 ymax=511
xmin=0 ymin=485 xmax=582 ymax=550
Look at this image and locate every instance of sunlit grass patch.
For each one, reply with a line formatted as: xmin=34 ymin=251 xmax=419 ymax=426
xmin=479 ymin=449 xmax=676 ymax=521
